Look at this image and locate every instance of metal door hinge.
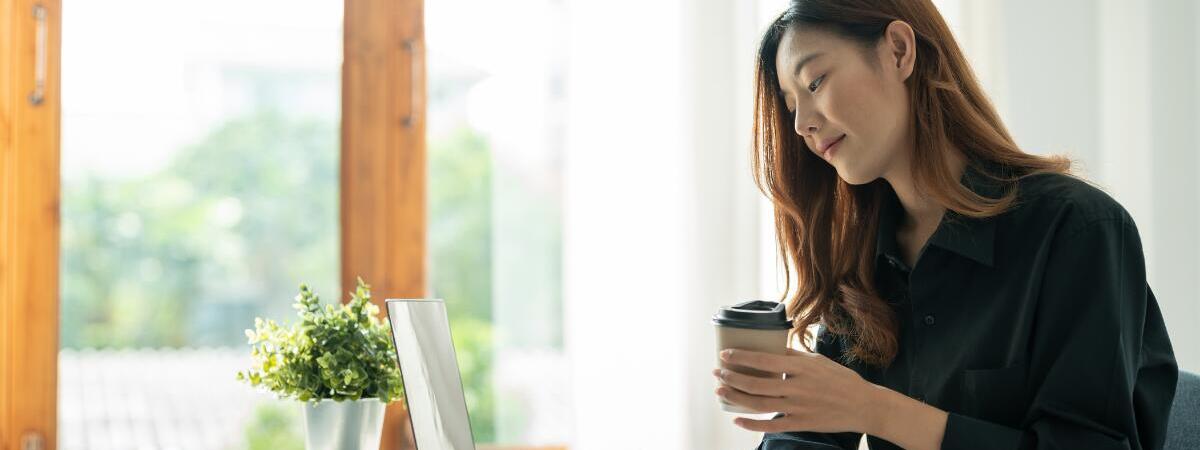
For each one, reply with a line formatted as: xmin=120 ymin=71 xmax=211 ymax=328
xmin=21 ymin=431 xmax=46 ymax=450
xmin=29 ymin=3 xmax=48 ymax=106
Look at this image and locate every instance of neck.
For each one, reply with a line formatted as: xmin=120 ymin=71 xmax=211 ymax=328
xmin=884 ymin=149 xmax=967 ymax=233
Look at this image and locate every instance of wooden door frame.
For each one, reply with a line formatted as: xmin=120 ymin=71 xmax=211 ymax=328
xmin=341 ymin=0 xmax=427 ymax=448
xmin=1 ymin=0 xmax=62 ymax=449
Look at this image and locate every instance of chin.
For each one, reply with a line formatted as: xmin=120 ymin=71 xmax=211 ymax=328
xmin=834 ymin=168 xmax=875 ymax=186
xmin=832 ymin=158 xmax=886 ymax=185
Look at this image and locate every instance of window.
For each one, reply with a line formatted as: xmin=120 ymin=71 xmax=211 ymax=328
xmin=58 ymin=1 xmax=343 ymax=448
xmin=426 ymin=0 xmax=570 ymax=445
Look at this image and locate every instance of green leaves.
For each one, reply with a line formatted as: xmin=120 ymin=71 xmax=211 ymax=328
xmin=237 ymin=279 xmax=405 ymax=403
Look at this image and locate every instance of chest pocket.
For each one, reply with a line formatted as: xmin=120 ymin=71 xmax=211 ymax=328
xmin=960 ymin=360 xmax=1030 ymax=425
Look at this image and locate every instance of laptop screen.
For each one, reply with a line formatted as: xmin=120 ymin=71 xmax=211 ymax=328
xmin=385 ymin=299 xmax=477 ymax=450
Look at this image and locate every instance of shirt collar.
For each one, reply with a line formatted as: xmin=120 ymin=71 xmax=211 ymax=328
xmin=875 ymin=163 xmax=1003 ymax=269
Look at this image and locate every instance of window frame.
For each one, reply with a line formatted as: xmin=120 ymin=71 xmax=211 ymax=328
xmin=341 ymin=0 xmax=428 ymax=446
xmin=1 ymin=1 xmax=63 ymax=449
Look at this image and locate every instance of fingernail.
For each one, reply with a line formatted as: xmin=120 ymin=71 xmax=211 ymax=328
xmin=720 ymin=349 xmax=732 ymax=361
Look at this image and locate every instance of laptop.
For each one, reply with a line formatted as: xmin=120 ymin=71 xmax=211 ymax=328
xmin=385 ymin=299 xmax=477 ymax=450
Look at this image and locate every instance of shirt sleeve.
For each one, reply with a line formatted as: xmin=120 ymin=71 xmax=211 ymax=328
xmin=940 ymin=216 xmax=1178 ymax=450
xmin=756 ymin=426 xmax=860 ymax=450
xmin=754 ymin=326 xmax=864 ymax=450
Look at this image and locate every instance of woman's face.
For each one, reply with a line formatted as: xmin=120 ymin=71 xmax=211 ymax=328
xmin=775 ymin=22 xmax=915 ymax=185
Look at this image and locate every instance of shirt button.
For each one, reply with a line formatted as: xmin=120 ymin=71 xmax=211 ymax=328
xmin=923 ymin=314 xmax=936 ymax=326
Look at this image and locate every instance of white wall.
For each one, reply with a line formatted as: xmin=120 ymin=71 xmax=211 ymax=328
xmin=1142 ymin=0 xmax=1200 ymax=374
xmin=959 ymin=0 xmax=1200 ymax=373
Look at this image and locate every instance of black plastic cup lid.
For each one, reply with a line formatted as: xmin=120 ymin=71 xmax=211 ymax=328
xmin=711 ymin=300 xmax=792 ymax=330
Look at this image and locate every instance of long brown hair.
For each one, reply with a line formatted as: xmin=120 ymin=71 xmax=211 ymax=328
xmin=752 ymin=0 xmax=1072 ymax=368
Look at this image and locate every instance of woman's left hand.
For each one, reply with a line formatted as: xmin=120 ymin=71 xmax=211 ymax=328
xmin=713 ymin=348 xmax=884 ymax=434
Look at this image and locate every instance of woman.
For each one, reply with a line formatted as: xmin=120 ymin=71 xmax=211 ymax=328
xmin=711 ymin=1 xmax=1179 ymax=449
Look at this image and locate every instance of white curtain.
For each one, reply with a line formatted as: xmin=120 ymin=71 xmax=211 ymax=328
xmin=562 ymin=0 xmax=768 ymax=447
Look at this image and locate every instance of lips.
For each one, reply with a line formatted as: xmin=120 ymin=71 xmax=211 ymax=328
xmin=816 ymin=134 xmax=845 ymax=159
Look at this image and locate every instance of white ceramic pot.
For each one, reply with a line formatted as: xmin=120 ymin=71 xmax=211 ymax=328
xmin=302 ymin=398 xmax=387 ymax=450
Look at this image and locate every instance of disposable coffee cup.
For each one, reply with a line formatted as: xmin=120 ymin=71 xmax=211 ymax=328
xmin=712 ymin=300 xmax=793 ymax=414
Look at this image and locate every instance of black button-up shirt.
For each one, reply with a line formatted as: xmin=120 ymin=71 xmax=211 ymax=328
xmin=756 ymin=164 xmax=1178 ymax=450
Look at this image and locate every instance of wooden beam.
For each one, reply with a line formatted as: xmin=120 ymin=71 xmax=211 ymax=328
xmin=0 ymin=1 xmax=61 ymax=449
xmin=341 ymin=0 xmax=426 ymax=448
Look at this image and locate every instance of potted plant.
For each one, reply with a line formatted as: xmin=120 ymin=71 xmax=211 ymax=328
xmin=238 ymin=278 xmax=405 ymax=450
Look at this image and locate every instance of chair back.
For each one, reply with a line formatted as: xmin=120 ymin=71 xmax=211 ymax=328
xmin=1165 ymin=370 xmax=1199 ymax=450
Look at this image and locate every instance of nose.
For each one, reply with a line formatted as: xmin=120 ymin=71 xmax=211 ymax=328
xmin=793 ymin=107 xmax=821 ymax=138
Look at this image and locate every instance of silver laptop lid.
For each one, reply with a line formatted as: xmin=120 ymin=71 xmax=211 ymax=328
xmin=385 ymin=299 xmax=476 ymax=450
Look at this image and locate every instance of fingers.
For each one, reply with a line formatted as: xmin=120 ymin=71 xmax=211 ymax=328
xmin=785 ymin=347 xmax=819 ymax=357
xmin=715 ymin=368 xmax=786 ymax=396
xmin=734 ymin=414 xmax=799 ymax=433
xmin=717 ymin=385 xmax=791 ymax=414
xmin=721 ymin=349 xmax=798 ymax=374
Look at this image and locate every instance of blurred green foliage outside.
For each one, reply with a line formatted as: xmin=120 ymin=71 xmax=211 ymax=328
xmin=61 ymin=110 xmax=498 ymax=445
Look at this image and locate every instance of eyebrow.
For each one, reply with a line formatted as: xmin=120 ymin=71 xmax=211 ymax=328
xmin=791 ymin=52 xmax=824 ymax=80
xmin=779 ymin=52 xmax=825 ymax=106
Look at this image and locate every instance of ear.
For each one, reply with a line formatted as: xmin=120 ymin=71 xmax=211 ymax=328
xmin=881 ymin=20 xmax=917 ymax=81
